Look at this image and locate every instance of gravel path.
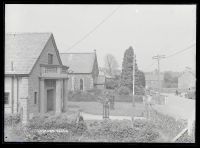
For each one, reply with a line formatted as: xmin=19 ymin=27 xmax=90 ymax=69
xmin=81 ymin=112 xmax=132 ymax=120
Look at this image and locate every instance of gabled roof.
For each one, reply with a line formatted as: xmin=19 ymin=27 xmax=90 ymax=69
xmin=60 ymin=52 xmax=96 ymax=73
xmin=5 ymin=33 xmax=54 ymax=75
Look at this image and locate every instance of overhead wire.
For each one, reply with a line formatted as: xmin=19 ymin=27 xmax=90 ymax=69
xmin=66 ymin=5 xmax=121 ymax=51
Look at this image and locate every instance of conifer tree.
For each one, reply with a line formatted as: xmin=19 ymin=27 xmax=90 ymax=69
xmin=121 ymin=46 xmax=134 ymax=92
xmin=121 ymin=46 xmax=146 ymax=95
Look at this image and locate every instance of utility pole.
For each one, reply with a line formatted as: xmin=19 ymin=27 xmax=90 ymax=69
xmin=152 ymin=54 xmax=165 ymax=95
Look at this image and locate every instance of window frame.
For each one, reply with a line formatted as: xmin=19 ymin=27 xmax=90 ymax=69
xmin=4 ymin=92 xmax=9 ymax=105
xmin=48 ymin=53 xmax=53 ymax=64
xmin=34 ymin=92 xmax=37 ymax=105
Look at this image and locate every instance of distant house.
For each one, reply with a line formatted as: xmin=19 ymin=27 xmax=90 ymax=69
xmin=5 ymin=33 xmax=69 ymax=124
xmin=95 ymin=74 xmax=106 ymax=89
xmin=145 ymin=70 xmax=164 ymax=90
xmin=60 ymin=51 xmax=99 ymax=91
xmin=178 ymin=67 xmax=196 ymax=91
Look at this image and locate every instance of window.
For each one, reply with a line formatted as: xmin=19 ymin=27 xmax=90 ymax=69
xmin=34 ymin=92 xmax=37 ymax=104
xmin=46 ymin=80 xmax=55 ymax=87
xmin=48 ymin=54 xmax=53 ymax=64
xmin=5 ymin=92 xmax=9 ymax=104
xmin=80 ymin=79 xmax=83 ymax=90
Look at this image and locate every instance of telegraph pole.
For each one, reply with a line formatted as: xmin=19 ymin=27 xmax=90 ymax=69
xmin=152 ymin=54 xmax=165 ymax=95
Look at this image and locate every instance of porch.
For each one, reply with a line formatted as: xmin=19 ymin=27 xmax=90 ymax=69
xmin=39 ymin=64 xmax=69 ymax=114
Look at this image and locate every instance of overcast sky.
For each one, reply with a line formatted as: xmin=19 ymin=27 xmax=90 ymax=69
xmin=5 ymin=4 xmax=196 ymax=72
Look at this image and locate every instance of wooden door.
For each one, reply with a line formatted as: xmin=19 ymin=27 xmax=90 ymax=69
xmin=47 ymin=89 xmax=54 ymax=111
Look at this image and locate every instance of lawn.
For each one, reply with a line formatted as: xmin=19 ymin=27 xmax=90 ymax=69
xmin=66 ymin=101 xmax=145 ymax=117
xmin=66 ymin=101 xmax=188 ymax=142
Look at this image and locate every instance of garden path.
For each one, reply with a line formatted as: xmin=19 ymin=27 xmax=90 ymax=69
xmin=81 ymin=112 xmax=132 ymax=121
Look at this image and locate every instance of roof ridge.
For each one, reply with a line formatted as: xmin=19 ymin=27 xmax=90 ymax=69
xmin=60 ymin=52 xmax=94 ymax=54
xmin=6 ymin=32 xmax=52 ymax=35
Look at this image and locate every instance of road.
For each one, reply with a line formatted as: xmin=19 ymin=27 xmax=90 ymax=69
xmin=152 ymin=93 xmax=195 ymax=120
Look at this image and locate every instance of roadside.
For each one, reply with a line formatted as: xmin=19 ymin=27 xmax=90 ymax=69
xmin=152 ymin=93 xmax=195 ymax=120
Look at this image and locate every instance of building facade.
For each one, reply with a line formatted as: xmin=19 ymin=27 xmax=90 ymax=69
xmin=60 ymin=51 xmax=99 ymax=91
xmin=95 ymin=70 xmax=106 ymax=89
xmin=178 ymin=67 xmax=195 ymax=91
xmin=5 ymin=33 xmax=69 ymax=124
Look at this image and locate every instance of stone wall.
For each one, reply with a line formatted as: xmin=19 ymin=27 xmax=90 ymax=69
xmin=4 ymin=76 xmax=29 ymax=116
xmin=4 ymin=77 xmax=12 ymax=114
xmin=68 ymin=74 xmax=94 ymax=91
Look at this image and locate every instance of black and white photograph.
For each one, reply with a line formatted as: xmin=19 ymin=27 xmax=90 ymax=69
xmin=4 ymin=4 xmax=196 ymax=143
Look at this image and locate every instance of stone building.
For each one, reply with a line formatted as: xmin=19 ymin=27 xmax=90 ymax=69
xmin=5 ymin=33 xmax=69 ymax=124
xmin=60 ymin=51 xmax=99 ymax=91
xmin=178 ymin=67 xmax=196 ymax=91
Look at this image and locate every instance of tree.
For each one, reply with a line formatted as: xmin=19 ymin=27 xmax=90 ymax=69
xmin=121 ymin=46 xmax=134 ymax=92
xmin=104 ymin=54 xmax=119 ymax=76
xmin=121 ymin=46 xmax=146 ymax=95
xmin=139 ymin=70 xmax=146 ymax=88
xmin=135 ymin=69 xmax=146 ymax=95
xmin=163 ymin=71 xmax=178 ymax=88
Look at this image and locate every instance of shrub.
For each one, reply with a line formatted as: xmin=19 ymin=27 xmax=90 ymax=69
xmin=27 ymin=113 xmax=78 ymax=130
xmin=87 ymin=88 xmax=102 ymax=96
xmin=106 ymin=79 xmax=119 ymax=89
xmin=5 ymin=114 xmax=21 ymax=126
xmin=84 ymin=120 xmax=160 ymax=142
xmin=10 ymin=116 xmax=161 ymax=142
xmin=114 ymin=94 xmax=132 ymax=102
xmin=135 ymin=85 xmax=145 ymax=95
xmin=68 ymin=91 xmax=97 ymax=102
xmin=117 ymin=86 xmax=130 ymax=95
xmin=149 ymin=110 xmax=187 ymax=139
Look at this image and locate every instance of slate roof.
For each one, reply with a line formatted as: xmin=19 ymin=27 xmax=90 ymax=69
xmin=5 ymin=33 xmax=52 ymax=75
xmin=60 ymin=52 xmax=96 ymax=73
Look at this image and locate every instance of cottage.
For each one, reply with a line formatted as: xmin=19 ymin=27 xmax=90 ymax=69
xmin=5 ymin=33 xmax=69 ymax=124
xmin=60 ymin=51 xmax=99 ymax=91
xmin=178 ymin=67 xmax=196 ymax=91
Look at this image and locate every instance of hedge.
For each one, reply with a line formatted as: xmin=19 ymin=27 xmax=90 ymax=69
xmin=68 ymin=90 xmax=98 ymax=102
xmin=25 ymin=116 xmax=160 ymax=142
xmin=5 ymin=114 xmax=21 ymax=126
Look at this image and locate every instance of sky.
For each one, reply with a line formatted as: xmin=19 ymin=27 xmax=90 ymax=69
xmin=5 ymin=4 xmax=196 ymax=72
